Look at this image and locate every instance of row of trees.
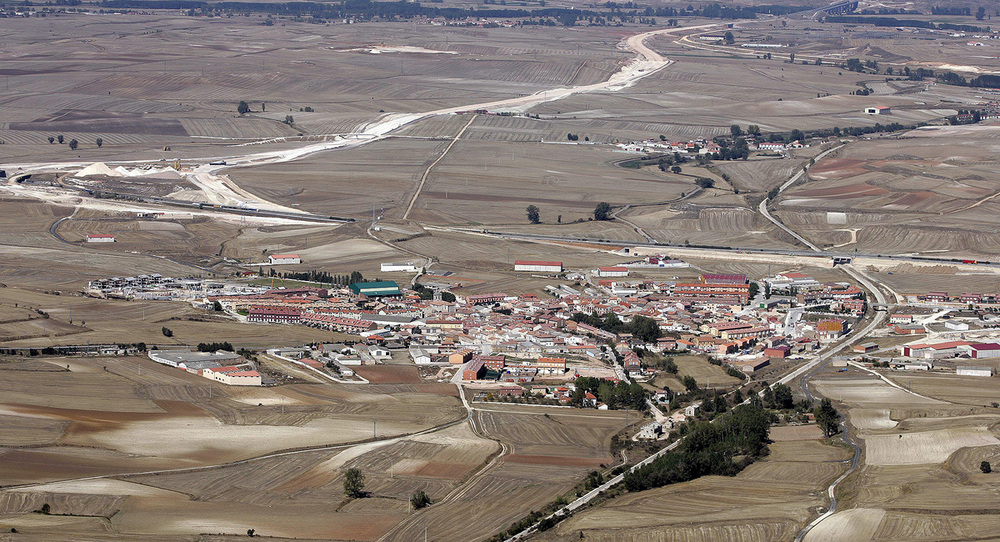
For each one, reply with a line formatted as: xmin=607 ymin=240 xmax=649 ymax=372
xmin=46 ymin=135 xmax=97 ymax=149
xmin=197 ymin=342 xmax=234 ymax=352
xmin=623 ymin=403 xmax=775 ymax=492
xmin=524 ymin=202 xmax=613 ymax=223
xmin=571 ymin=376 xmax=647 ymax=411
xmin=260 ymin=268 xmax=365 ymax=286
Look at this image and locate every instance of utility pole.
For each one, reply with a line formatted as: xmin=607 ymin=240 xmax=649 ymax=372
xmin=373 ymin=419 xmax=377 ymax=439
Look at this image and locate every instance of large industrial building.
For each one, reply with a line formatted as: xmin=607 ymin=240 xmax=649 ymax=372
xmin=349 ymin=280 xmax=402 ymax=298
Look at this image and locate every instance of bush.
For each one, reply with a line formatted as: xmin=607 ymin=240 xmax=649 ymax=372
xmin=410 ymin=490 xmax=431 ymax=509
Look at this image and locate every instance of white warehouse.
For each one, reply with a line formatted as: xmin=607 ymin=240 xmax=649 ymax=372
xmin=597 ymin=266 xmax=629 ymax=278
xmin=381 ymin=262 xmax=419 ymax=272
xmin=514 ymin=260 xmax=562 ymax=273
xmin=957 ymin=366 xmax=994 ymax=377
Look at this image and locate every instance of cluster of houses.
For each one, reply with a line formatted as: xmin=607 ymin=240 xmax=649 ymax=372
xmin=88 ymin=261 xmax=881 ymax=399
xmin=617 ymin=136 xmax=807 ymax=156
xmin=181 ymin=270 xmax=861 ymax=389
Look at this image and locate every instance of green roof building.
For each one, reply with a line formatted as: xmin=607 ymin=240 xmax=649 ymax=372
xmin=349 ymin=281 xmax=402 ymax=298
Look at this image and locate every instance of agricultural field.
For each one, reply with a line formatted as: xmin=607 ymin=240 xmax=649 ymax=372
xmin=0 ymin=353 xmax=473 ymax=539
xmin=778 ymin=125 xmax=1000 ymax=259
xmin=802 ymin=370 xmax=1000 ymax=541
xmin=535 ymin=423 xmax=849 ymax=542
xmin=387 ymin=404 xmax=631 ymax=541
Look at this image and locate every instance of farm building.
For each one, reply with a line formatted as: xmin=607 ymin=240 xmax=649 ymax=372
xmin=409 ymin=347 xmax=432 ymax=365
xmin=854 ymin=343 xmax=878 ymax=354
xmin=268 ymin=254 xmax=301 ymax=265
xmin=380 ymin=262 xmax=418 ymax=272
xmin=944 ymin=321 xmax=970 ymax=331
xmin=901 ymin=340 xmax=971 ymax=359
xmin=87 ymin=234 xmax=116 ymax=243
xmin=349 ymin=280 xmax=401 ymax=298
xmin=757 ymin=142 xmax=786 ymax=152
xmin=957 ymin=366 xmax=994 ymax=377
xmin=514 ymin=260 xmax=563 ymax=273
xmin=597 ymin=266 xmax=629 ymax=278
xmin=765 ymin=346 xmax=790 ymax=358
xmin=865 ymin=106 xmax=891 ymax=115
xmin=968 ymin=343 xmax=1000 ymax=359
xmin=203 ymin=366 xmax=262 ymax=386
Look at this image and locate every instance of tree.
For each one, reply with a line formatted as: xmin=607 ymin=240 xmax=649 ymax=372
xmin=724 ymin=31 xmax=734 ymax=44
xmin=976 ymin=6 xmax=986 ymax=20
xmin=594 ymin=202 xmax=612 ymax=221
xmin=247 ymin=529 xmax=256 ymax=537
xmin=815 ymin=398 xmax=840 ymax=437
xmin=629 ymin=315 xmax=661 ymax=343
xmin=238 ymin=101 xmax=250 ymax=115
xmin=161 ymin=326 xmax=173 ymax=338
xmin=682 ymin=375 xmax=698 ymax=392
xmin=410 ymin=490 xmax=432 ymax=509
xmin=96 ymin=137 xmax=103 ymax=148
xmin=670 ymin=165 xmax=682 ymax=175
xmin=68 ymin=139 xmax=78 ymax=150
xmin=212 ymin=300 xmax=223 ymax=311
xmin=57 ymin=135 xmax=64 ymax=144
xmin=694 ymin=177 xmax=714 ymax=189
xmin=747 ymin=124 xmax=760 ymax=136
xmin=47 ymin=136 xmax=54 ymax=144
xmin=730 ymin=124 xmax=743 ymax=138
xmin=788 ymin=52 xmax=795 ymax=63
xmin=526 ymin=205 xmax=540 ymax=224
xmin=284 ymin=115 xmax=294 ymax=125
xmin=344 ymin=468 xmax=365 ymax=498
xmin=772 ymin=383 xmax=794 ymax=410
xmin=982 ymin=461 xmax=992 ymax=474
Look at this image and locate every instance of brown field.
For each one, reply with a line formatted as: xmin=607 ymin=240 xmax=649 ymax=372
xmin=385 ymin=404 xmax=630 ymax=541
xmin=804 ymin=370 xmax=1000 ymax=541
xmin=536 ymin=433 xmax=849 ymax=542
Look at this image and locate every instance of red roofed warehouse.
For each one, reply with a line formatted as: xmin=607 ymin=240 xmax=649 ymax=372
xmin=269 ymin=254 xmax=301 ymax=265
